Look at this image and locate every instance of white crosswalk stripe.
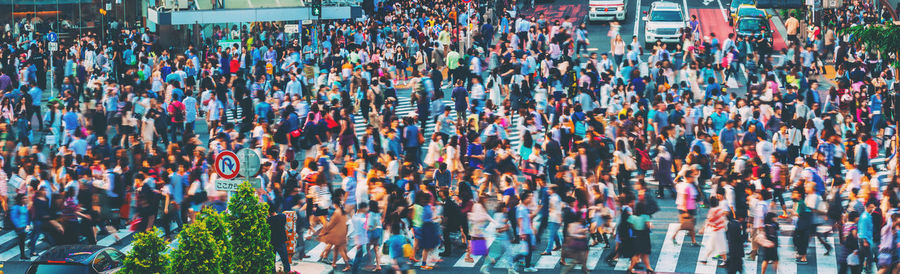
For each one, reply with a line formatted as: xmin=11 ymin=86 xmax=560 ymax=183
xmin=351 ymin=92 xmax=523 ymax=149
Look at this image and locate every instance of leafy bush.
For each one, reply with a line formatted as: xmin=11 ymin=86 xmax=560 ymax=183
xmin=199 ymin=206 xmax=233 ymax=272
xmin=228 ymin=182 xmax=275 ymax=273
xmin=121 ymin=227 xmax=169 ymax=274
xmin=170 ymin=221 xmax=222 ymax=274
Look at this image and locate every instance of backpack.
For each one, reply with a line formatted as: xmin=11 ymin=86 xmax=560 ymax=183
xmin=599 ymin=137 xmax=615 ymax=160
xmin=171 ymin=104 xmax=185 ymax=122
xmin=636 ymin=148 xmax=653 ymax=170
xmin=284 ymin=170 xmax=300 ymax=193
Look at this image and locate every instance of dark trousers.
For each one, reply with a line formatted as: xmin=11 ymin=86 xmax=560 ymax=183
xmin=16 ymin=229 xmax=27 ymax=258
xmin=794 ymin=227 xmax=811 ymax=256
xmin=274 ymin=242 xmax=290 ymax=271
xmin=658 ymin=183 xmax=676 ymax=198
xmin=513 ymin=235 xmax=534 ymax=268
xmin=185 ymin=121 xmax=195 ymax=137
xmin=170 ymin=122 xmax=184 ymax=143
xmin=350 ymin=245 xmax=367 ymax=274
xmin=726 ymin=256 xmax=744 ymax=274
xmin=405 ymin=146 xmax=421 ymax=166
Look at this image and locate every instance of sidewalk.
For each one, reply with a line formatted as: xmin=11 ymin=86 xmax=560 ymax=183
xmin=289 ymin=261 xmax=333 ymax=274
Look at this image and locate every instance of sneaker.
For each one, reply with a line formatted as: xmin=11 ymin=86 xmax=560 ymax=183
xmin=523 ymin=267 xmax=538 ymax=272
xmin=507 ymin=268 xmax=519 ymax=274
xmin=480 ymin=265 xmax=491 ymax=274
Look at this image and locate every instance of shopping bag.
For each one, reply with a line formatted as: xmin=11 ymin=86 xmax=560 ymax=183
xmin=470 ymin=237 xmax=488 ymax=256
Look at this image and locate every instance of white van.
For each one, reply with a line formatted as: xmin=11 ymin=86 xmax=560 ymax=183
xmin=643 ymin=1 xmax=686 ymax=48
xmin=589 ymin=0 xmax=626 ymax=21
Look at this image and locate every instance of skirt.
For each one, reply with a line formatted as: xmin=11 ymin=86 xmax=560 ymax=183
xmin=632 ymin=229 xmax=652 ymax=255
xmin=415 ymin=222 xmax=441 ymax=250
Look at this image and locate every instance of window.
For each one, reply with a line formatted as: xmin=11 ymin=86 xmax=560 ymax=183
xmin=28 ymin=264 xmax=89 ymax=274
xmin=649 ymin=10 xmax=683 ymax=22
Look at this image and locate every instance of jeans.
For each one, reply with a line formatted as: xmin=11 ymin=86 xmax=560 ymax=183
xmin=544 ymin=222 xmax=561 ymax=253
xmin=871 ymin=114 xmax=882 ymax=135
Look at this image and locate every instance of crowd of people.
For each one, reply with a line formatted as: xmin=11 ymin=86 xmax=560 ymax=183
xmin=0 ymin=0 xmax=899 ymax=273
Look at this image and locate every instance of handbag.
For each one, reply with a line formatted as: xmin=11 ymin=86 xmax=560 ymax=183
xmin=754 ymin=233 xmax=775 ymax=248
xmin=470 ymin=237 xmax=488 ymax=255
xmin=382 ymin=241 xmax=390 ymax=255
xmin=402 ymin=239 xmax=414 ymax=258
xmin=563 ymin=236 xmax=589 ymax=251
xmin=622 ymin=154 xmax=637 ymax=171
xmin=847 ymin=251 xmax=861 ymax=266
xmin=679 ymin=213 xmax=695 ymax=230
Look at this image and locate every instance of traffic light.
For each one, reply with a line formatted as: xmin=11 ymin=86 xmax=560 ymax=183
xmin=311 ymin=0 xmax=321 ymax=16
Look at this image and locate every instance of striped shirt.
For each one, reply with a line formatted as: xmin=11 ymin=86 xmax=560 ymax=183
xmin=706 ymin=205 xmax=729 ymax=232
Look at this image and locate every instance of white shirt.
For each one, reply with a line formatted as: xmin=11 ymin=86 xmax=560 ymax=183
xmin=548 ymin=193 xmax=563 ymax=223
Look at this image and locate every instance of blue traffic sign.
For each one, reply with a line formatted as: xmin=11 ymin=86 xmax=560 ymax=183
xmin=46 ymin=32 xmax=58 ymax=42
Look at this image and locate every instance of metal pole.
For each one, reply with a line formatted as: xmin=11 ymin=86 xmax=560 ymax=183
xmin=78 ymin=0 xmax=82 ymax=36
xmin=50 ymin=48 xmax=54 ymax=97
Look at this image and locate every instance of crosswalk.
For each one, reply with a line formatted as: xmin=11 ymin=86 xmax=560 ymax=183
xmin=0 ymin=229 xmax=131 ymax=261
xmin=349 ymin=95 xmax=524 ymax=150
xmin=291 ymin=215 xmax=840 ymax=273
xmin=635 ymin=157 xmax=892 ymax=187
xmin=0 ymin=225 xmax=189 ymax=263
xmin=222 ymin=88 xmax=525 ymax=149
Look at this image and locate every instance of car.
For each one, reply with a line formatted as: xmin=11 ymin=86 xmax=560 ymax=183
xmin=733 ymin=16 xmax=772 ymax=41
xmin=729 ymin=0 xmax=757 ymax=17
xmin=25 ymin=245 xmax=125 ymax=274
xmin=643 ymin=1 xmax=686 ymax=48
xmin=730 ymin=5 xmax=769 ymax=24
xmin=589 ymin=0 xmax=627 ymax=21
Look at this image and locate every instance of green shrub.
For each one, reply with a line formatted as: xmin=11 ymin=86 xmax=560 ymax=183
xmin=121 ymin=227 xmax=169 ymax=274
xmin=170 ymin=221 xmax=222 ymax=274
xmin=228 ymin=182 xmax=275 ymax=273
xmin=199 ymin=206 xmax=233 ymax=272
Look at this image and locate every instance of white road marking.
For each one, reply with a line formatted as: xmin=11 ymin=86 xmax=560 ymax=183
xmin=715 ymin=0 xmax=729 ymax=21
xmin=535 ymin=250 xmax=561 ymax=269
xmin=744 ymin=240 xmax=758 ymax=273
xmin=777 ymin=236 xmax=797 ymax=274
xmin=814 ymin=237 xmax=837 ymax=274
xmin=97 ymin=230 xmax=133 ymax=246
xmin=694 ymin=226 xmax=717 ymax=274
xmin=655 ymin=223 xmax=685 ymax=272
xmin=633 ymin=0 xmax=642 ymax=38
xmin=303 ymin=242 xmax=328 ymax=262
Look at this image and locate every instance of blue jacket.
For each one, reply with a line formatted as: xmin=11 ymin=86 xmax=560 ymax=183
xmin=10 ymin=204 xmax=28 ymax=229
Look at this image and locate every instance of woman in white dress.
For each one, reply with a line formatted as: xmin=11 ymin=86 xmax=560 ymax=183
xmin=444 ymin=136 xmax=464 ymax=180
xmin=423 ymin=134 xmax=444 ymax=168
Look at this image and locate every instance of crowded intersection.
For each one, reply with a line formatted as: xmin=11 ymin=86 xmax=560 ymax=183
xmin=0 ymin=0 xmax=898 ymax=272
